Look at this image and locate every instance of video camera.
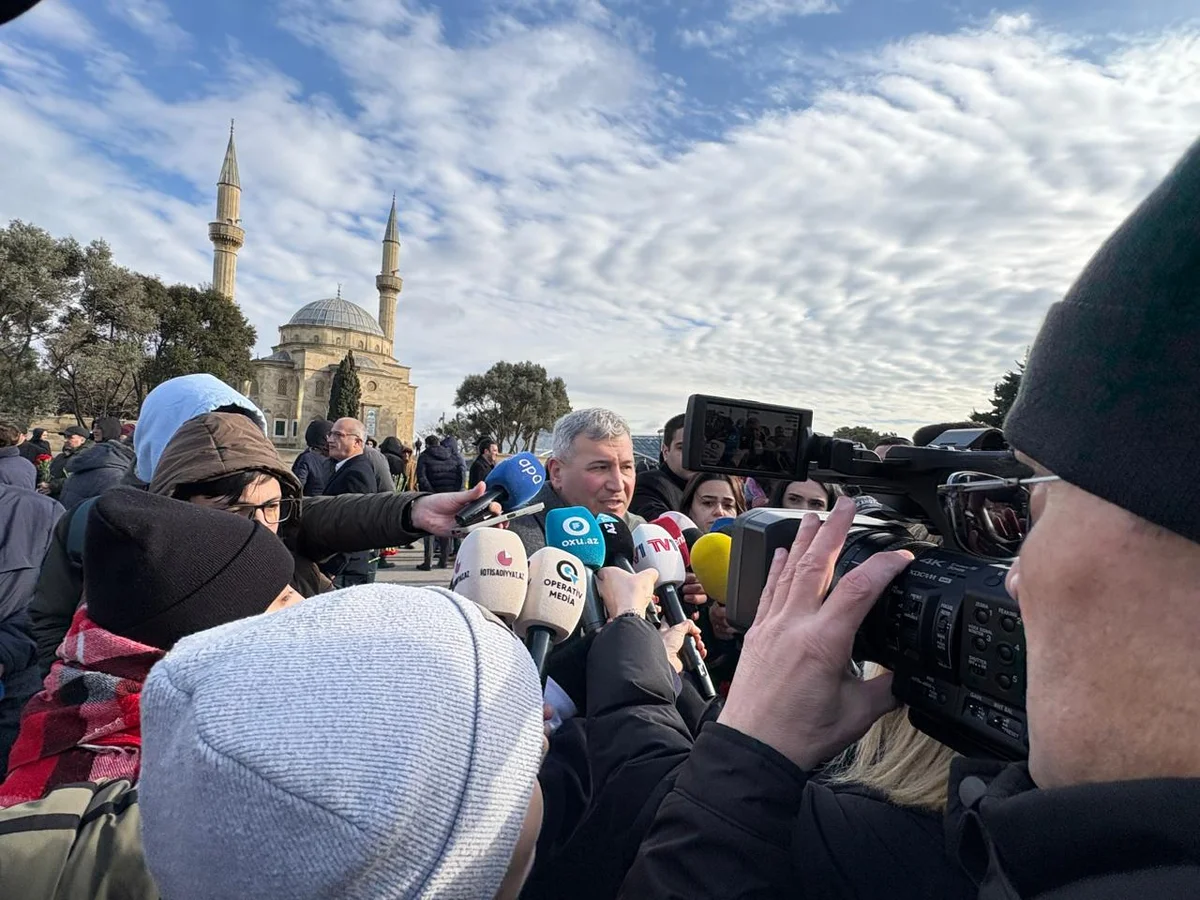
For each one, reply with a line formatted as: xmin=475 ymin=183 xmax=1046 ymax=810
xmin=684 ymin=394 xmax=1034 ymax=760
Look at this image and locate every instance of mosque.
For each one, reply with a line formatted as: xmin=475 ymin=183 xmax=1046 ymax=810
xmin=207 ymin=125 xmax=418 ymax=449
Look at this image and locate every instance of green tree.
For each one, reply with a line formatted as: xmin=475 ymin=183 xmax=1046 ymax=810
xmin=140 ymin=279 xmax=256 ymax=398
xmin=970 ymin=357 xmax=1026 ymax=428
xmin=454 ymin=361 xmax=571 ymax=453
xmin=832 ymin=425 xmax=898 ymax=448
xmin=0 ymin=221 xmax=85 ymax=422
xmin=42 ymin=240 xmax=158 ymax=424
xmin=328 ymin=351 xmax=362 ymax=421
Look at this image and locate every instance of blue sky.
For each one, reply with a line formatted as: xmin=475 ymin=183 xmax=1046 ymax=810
xmin=1 ymin=0 xmax=1198 ymax=435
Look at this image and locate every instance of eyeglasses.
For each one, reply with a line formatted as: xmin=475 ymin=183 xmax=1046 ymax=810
xmin=226 ymin=498 xmax=297 ymax=525
xmin=936 ymin=471 xmax=1061 ymax=560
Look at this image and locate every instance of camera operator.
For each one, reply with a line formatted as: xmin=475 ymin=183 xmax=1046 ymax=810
xmin=623 ymin=137 xmax=1200 ymax=898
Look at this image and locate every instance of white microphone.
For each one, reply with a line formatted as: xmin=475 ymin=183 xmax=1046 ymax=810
xmin=514 ymin=547 xmax=587 ymax=680
xmin=449 ymin=527 xmax=529 ymax=627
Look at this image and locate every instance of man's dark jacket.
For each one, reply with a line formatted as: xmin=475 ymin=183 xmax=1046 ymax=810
xmin=323 ymin=453 xmax=388 ymax=577
xmin=468 ymin=454 xmax=494 ymax=489
xmin=620 ymin=721 xmax=974 ymax=898
xmin=0 ymin=485 xmax=63 ymax=769
xmin=417 ymin=442 xmax=464 ymax=494
xmin=58 ymin=440 xmax=135 ymax=509
xmin=523 ymin=615 xmax=694 ymax=900
xmin=630 ymin=461 xmax=688 ymax=521
xmin=946 ymin=758 xmax=1200 ymax=898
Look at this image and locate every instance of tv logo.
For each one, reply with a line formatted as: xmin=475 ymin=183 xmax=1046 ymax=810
xmin=556 ymin=560 xmax=580 ymax=584
xmin=562 ymin=516 xmax=591 ymax=536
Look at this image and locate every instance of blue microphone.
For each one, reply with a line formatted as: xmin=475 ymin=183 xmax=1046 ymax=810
xmin=454 ymin=451 xmax=546 ymax=526
xmin=711 ymin=516 xmax=736 ymax=533
xmin=546 ymin=507 xmax=606 ymax=635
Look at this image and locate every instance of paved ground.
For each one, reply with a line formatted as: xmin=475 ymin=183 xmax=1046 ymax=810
xmin=374 ymin=544 xmax=457 ymax=588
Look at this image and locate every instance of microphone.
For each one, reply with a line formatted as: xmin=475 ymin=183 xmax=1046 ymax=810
xmin=545 ymin=507 xmax=606 ymax=636
xmin=651 ymin=516 xmax=691 ymax=567
xmin=690 ymin=532 xmax=732 ymax=605
xmin=515 ymin=547 xmax=587 ymax=680
xmin=710 ymin=516 xmax=736 ymax=533
xmin=632 ymin=523 xmax=715 ymax=699
xmin=658 ymin=511 xmax=699 ymax=532
xmin=448 ymin=527 xmax=529 ymax=626
xmin=597 ymin=513 xmax=660 ymax=625
xmin=454 ymin=451 xmax=546 ymax=526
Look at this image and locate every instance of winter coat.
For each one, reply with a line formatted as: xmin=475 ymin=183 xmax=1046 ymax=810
xmin=946 ymin=758 xmax=1200 ymax=898
xmin=0 ymin=780 xmax=156 ymax=900
xmin=292 ymin=448 xmax=333 ymax=497
xmin=0 ymin=447 xmax=36 ymax=490
xmin=620 ymin=725 xmax=974 ymax=900
xmin=0 ymin=485 xmax=64 ymax=771
xmin=323 ymin=453 xmax=392 ymax=577
xmin=630 ymin=461 xmax=689 ymax=522
xmin=417 ymin=443 xmax=465 ymax=494
xmin=58 ymin=441 xmax=135 ymax=509
xmin=522 ymin=614 xmax=694 ymax=900
xmin=469 ymin=454 xmax=494 ymax=489
xmin=28 ymin=413 xmax=428 ymax=678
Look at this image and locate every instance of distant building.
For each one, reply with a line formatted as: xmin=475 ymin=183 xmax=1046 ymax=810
xmin=206 ymin=124 xmax=417 ymax=449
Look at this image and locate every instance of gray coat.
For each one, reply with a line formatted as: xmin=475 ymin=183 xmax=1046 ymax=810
xmin=0 ymin=447 xmax=36 ymax=490
xmin=58 ymin=440 xmax=135 ymax=509
xmin=507 ymin=484 xmax=646 ymax=556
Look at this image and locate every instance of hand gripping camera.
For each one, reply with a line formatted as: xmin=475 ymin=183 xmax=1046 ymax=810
xmin=684 ymin=395 xmax=1034 ymax=760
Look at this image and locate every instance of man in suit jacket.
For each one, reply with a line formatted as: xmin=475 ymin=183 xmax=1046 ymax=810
xmin=323 ymin=418 xmax=385 ymax=586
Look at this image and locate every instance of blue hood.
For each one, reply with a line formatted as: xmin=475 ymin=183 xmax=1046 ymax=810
xmin=135 ymin=374 xmax=266 ymax=482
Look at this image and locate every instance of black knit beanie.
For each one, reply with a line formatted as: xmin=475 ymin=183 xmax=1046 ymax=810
xmin=1005 ymin=136 xmax=1200 ymax=545
xmin=84 ymin=487 xmax=296 ymax=650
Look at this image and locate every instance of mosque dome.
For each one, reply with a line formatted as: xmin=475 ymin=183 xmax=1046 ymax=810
xmin=288 ymin=297 xmax=384 ymax=337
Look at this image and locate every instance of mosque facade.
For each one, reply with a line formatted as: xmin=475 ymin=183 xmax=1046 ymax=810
xmin=207 ymin=125 xmax=417 ymax=449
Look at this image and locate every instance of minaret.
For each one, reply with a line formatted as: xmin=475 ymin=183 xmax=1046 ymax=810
xmin=376 ymin=193 xmax=403 ymax=349
xmin=208 ymin=120 xmax=245 ymax=301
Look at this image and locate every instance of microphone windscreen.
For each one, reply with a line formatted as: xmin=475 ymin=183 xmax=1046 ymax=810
xmin=514 ymin=547 xmax=586 ymax=642
xmin=545 ymin=507 xmax=606 ymax=569
xmin=632 ymin=523 xmax=687 ymax=587
xmin=659 ymin=511 xmax=699 ymax=532
xmin=691 ymin=532 xmax=732 ymax=604
xmin=595 ymin=514 xmax=637 ymax=568
xmin=485 ymin=452 xmax=546 ymax=509
xmin=449 ymin=528 xmax=529 ymax=625
xmin=710 ymin=516 xmax=736 ymax=533
xmin=650 ymin=516 xmax=690 ymax=568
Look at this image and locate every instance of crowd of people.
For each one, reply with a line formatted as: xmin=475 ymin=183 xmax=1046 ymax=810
xmin=0 ymin=136 xmax=1196 ymax=899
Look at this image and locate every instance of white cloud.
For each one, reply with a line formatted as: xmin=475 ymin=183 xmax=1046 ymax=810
xmin=1 ymin=6 xmax=1198 ymax=437
xmin=105 ymin=0 xmax=191 ymax=51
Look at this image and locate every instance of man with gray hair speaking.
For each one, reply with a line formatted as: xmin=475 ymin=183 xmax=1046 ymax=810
xmin=508 ymin=408 xmax=645 ymax=555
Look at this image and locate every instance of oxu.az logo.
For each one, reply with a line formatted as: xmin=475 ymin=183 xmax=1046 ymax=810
xmin=556 ymin=560 xmax=580 ymax=584
xmin=562 ymin=516 xmax=591 ymax=536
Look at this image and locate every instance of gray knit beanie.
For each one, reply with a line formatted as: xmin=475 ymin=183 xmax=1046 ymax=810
xmin=139 ymin=585 xmax=545 ymax=900
xmin=1005 ymin=135 xmax=1200 ymax=544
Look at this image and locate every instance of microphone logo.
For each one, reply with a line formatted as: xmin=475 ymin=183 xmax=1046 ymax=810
xmin=562 ymin=516 xmax=591 ymax=536
xmin=556 ymin=560 xmax=580 ymax=584
xmin=497 ymin=550 xmax=513 ymax=567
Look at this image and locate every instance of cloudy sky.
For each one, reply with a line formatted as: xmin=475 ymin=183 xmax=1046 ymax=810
xmin=1 ymin=0 xmax=1197 ymax=436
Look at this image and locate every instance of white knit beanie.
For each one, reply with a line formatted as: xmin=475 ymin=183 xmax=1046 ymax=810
xmin=139 ymin=585 xmax=545 ymax=900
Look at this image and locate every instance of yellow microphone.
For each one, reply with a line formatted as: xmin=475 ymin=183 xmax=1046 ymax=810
xmin=690 ymin=532 xmax=732 ymax=605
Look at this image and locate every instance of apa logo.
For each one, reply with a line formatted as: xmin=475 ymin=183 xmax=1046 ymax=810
xmin=562 ymin=516 xmax=591 ymax=536
xmin=556 ymin=560 xmax=580 ymax=584
xmin=497 ymin=550 xmax=513 ymax=567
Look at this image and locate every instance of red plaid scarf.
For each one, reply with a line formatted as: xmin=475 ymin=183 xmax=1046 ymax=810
xmin=0 ymin=605 xmax=162 ymax=807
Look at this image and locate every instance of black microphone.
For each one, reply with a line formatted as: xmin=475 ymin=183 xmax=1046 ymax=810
xmin=596 ymin=513 xmax=660 ymax=625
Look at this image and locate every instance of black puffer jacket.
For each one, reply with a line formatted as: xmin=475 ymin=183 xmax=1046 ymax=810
xmin=416 ymin=442 xmax=463 ymax=493
xmin=58 ymin=441 xmax=135 ymax=509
